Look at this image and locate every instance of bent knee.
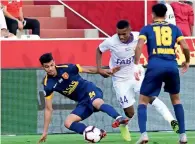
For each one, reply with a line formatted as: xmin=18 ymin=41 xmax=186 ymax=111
xmin=125 ymin=111 xmax=134 ymax=118
xmin=149 ymin=96 xmax=157 ymax=104
xmin=64 ymin=119 xmax=73 ymax=129
xmin=64 ymin=114 xmax=82 ymax=129
xmin=92 ymin=98 xmax=104 ymax=110
xmin=124 ymin=107 xmax=135 ymax=118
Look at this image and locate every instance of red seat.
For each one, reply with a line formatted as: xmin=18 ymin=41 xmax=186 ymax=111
xmin=40 ymin=29 xmax=85 ymax=38
xmin=27 ymin=17 xmax=67 ymax=29
xmin=23 ymin=0 xmax=34 ymax=5
xmin=23 ymin=5 xmax=50 ymax=17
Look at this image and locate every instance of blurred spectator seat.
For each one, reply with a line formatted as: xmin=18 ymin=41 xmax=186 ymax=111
xmin=171 ymin=1 xmax=194 ymax=36
xmin=21 ymin=1 xmax=98 ymax=38
xmin=2 ymin=0 xmax=40 ymax=37
xmin=0 ymin=4 xmax=16 ymax=38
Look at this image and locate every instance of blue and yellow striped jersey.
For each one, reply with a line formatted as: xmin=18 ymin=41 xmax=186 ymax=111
xmin=139 ymin=21 xmax=184 ymax=67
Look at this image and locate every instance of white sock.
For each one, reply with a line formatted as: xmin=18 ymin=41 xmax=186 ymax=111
xmin=152 ymin=98 xmax=175 ymax=123
xmin=116 ymin=116 xmax=122 ymax=120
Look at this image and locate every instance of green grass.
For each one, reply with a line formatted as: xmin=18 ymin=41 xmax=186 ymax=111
xmin=1 ymin=132 xmax=195 ymax=144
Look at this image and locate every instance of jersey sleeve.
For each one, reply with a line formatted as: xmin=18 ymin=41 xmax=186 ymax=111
xmin=42 ymin=75 xmax=54 ymax=99
xmin=99 ymin=38 xmax=111 ymax=52
xmin=176 ymin=26 xmax=184 ymax=43
xmin=68 ymin=64 xmax=83 ymax=74
xmin=139 ymin=26 xmax=148 ymax=41
xmin=43 ymin=85 xmax=54 ymax=100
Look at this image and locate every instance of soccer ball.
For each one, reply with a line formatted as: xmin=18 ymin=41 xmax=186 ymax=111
xmin=83 ymin=126 xmax=101 ymax=143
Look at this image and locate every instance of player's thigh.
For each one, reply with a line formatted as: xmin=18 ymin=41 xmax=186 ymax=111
xmin=113 ymin=81 xmax=136 ymax=109
xmin=140 ymin=68 xmax=163 ymax=97
xmin=86 ymin=84 xmax=104 ymax=110
xmin=71 ymin=103 xmax=93 ymax=122
xmin=164 ymin=68 xmax=180 ymax=95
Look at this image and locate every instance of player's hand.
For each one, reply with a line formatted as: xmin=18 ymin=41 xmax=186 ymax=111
xmin=98 ymin=68 xmax=112 ymax=78
xmin=134 ymin=64 xmax=141 ymax=81
xmin=38 ymin=133 xmax=47 ymax=143
xmin=181 ymin=62 xmax=189 ymax=74
xmin=110 ymin=66 xmax=120 ymax=74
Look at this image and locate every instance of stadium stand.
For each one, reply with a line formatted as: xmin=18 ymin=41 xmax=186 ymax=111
xmin=22 ymin=0 xmax=99 ymax=38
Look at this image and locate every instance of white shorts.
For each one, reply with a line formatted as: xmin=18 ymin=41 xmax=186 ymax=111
xmin=113 ymin=67 xmax=145 ymax=109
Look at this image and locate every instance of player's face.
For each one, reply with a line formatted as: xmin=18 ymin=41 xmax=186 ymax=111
xmin=42 ymin=60 xmax=57 ymax=76
xmin=117 ymin=27 xmax=131 ymax=43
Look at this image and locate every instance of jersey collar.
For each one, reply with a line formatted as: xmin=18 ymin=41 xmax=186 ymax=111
xmin=123 ymin=33 xmax=134 ymax=44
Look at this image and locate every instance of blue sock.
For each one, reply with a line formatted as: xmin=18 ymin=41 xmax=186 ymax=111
xmin=69 ymin=122 xmax=87 ymax=134
xmin=99 ymin=104 xmax=120 ymax=119
xmin=138 ymin=104 xmax=147 ymax=133
xmin=173 ymin=104 xmax=185 ymax=134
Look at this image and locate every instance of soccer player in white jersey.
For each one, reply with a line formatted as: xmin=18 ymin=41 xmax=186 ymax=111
xmin=96 ymin=20 xmax=179 ymax=141
xmin=160 ymin=0 xmax=176 ymax=25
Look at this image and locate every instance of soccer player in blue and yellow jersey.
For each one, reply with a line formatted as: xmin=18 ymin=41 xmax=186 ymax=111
xmin=38 ymin=53 xmax=129 ymax=143
xmin=134 ymin=3 xmax=190 ymax=144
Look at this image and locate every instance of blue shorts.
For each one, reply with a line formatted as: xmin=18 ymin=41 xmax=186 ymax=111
xmin=71 ymin=83 xmax=103 ymax=120
xmin=140 ymin=67 xmax=180 ymax=97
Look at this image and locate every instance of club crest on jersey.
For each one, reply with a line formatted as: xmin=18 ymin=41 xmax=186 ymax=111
xmin=62 ymin=72 xmax=69 ymax=79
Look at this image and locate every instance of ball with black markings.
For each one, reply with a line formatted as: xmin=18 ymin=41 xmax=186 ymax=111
xmin=83 ymin=126 xmax=101 ymax=143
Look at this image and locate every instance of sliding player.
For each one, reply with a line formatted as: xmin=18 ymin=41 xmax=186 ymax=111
xmin=38 ymin=53 xmax=129 ymax=143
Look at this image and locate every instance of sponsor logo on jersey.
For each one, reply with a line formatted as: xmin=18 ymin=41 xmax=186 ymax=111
xmin=116 ymin=56 xmax=134 ymax=65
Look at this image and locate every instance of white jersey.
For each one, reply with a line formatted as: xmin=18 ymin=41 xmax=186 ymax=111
xmin=99 ymin=32 xmax=140 ymax=82
xmin=165 ymin=3 xmax=176 ymax=25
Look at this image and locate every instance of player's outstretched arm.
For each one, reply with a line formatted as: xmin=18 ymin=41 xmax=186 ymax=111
xmin=96 ymin=47 xmax=113 ymax=77
xmin=96 ymin=47 xmax=103 ymax=71
xmin=80 ymin=66 xmax=120 ymax=75
xmin=179 ymin=39 xmax=190 ymax=73
xmin=134 ymin=39 xmax=145 ymax=65
xmin=38 ymin=97 xmax=53 ymax=143
xmin=134 ymin=39 xmax=145 ymax=81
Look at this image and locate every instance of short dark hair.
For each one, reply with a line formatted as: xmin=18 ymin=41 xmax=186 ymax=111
xmin=152 ymin=3 xmax=167 ymax=17
xmin=39 ymin=53 xmax=53 ymax=65
xmin=116 ymin=20 xmax=130 ymax=29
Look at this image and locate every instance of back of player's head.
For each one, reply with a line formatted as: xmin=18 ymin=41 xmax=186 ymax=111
xmin=116 ymin=20 xmax=130 ymax=29
xmin=39 ymin=53 xmax=53 ymax=65
xmin=152 ymin=3 xmax=167 ymax=18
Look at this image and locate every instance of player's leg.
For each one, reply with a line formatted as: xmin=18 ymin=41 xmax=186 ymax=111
xmin=149 ymin=96 xmax=179 ymax=133
xmin=64 ymin=113 xmax=86 ymax=134
xmin=91 ymin=90 xmax=129 ymax=126
xmin=170 ymin=94 xmax=187 ymax=143
xmin=92 ymin=98 xmax=121 ymax=119
xmin=114 ymin=80 xmax=136 ymax=119
xmin=113 ymin=81 xmax=136 ymax=141
xmin=65 ymin=104 xmax=92 ymax=134
xmin=136 ymin=68 xmax=163 ymax=144
xmin=134 ymin=68 xmax=177 ymax=133
xmin=164 ymin=69 xmax=187 ymax=143
xmin=66 ymin=103 xmax=107 ymax=139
